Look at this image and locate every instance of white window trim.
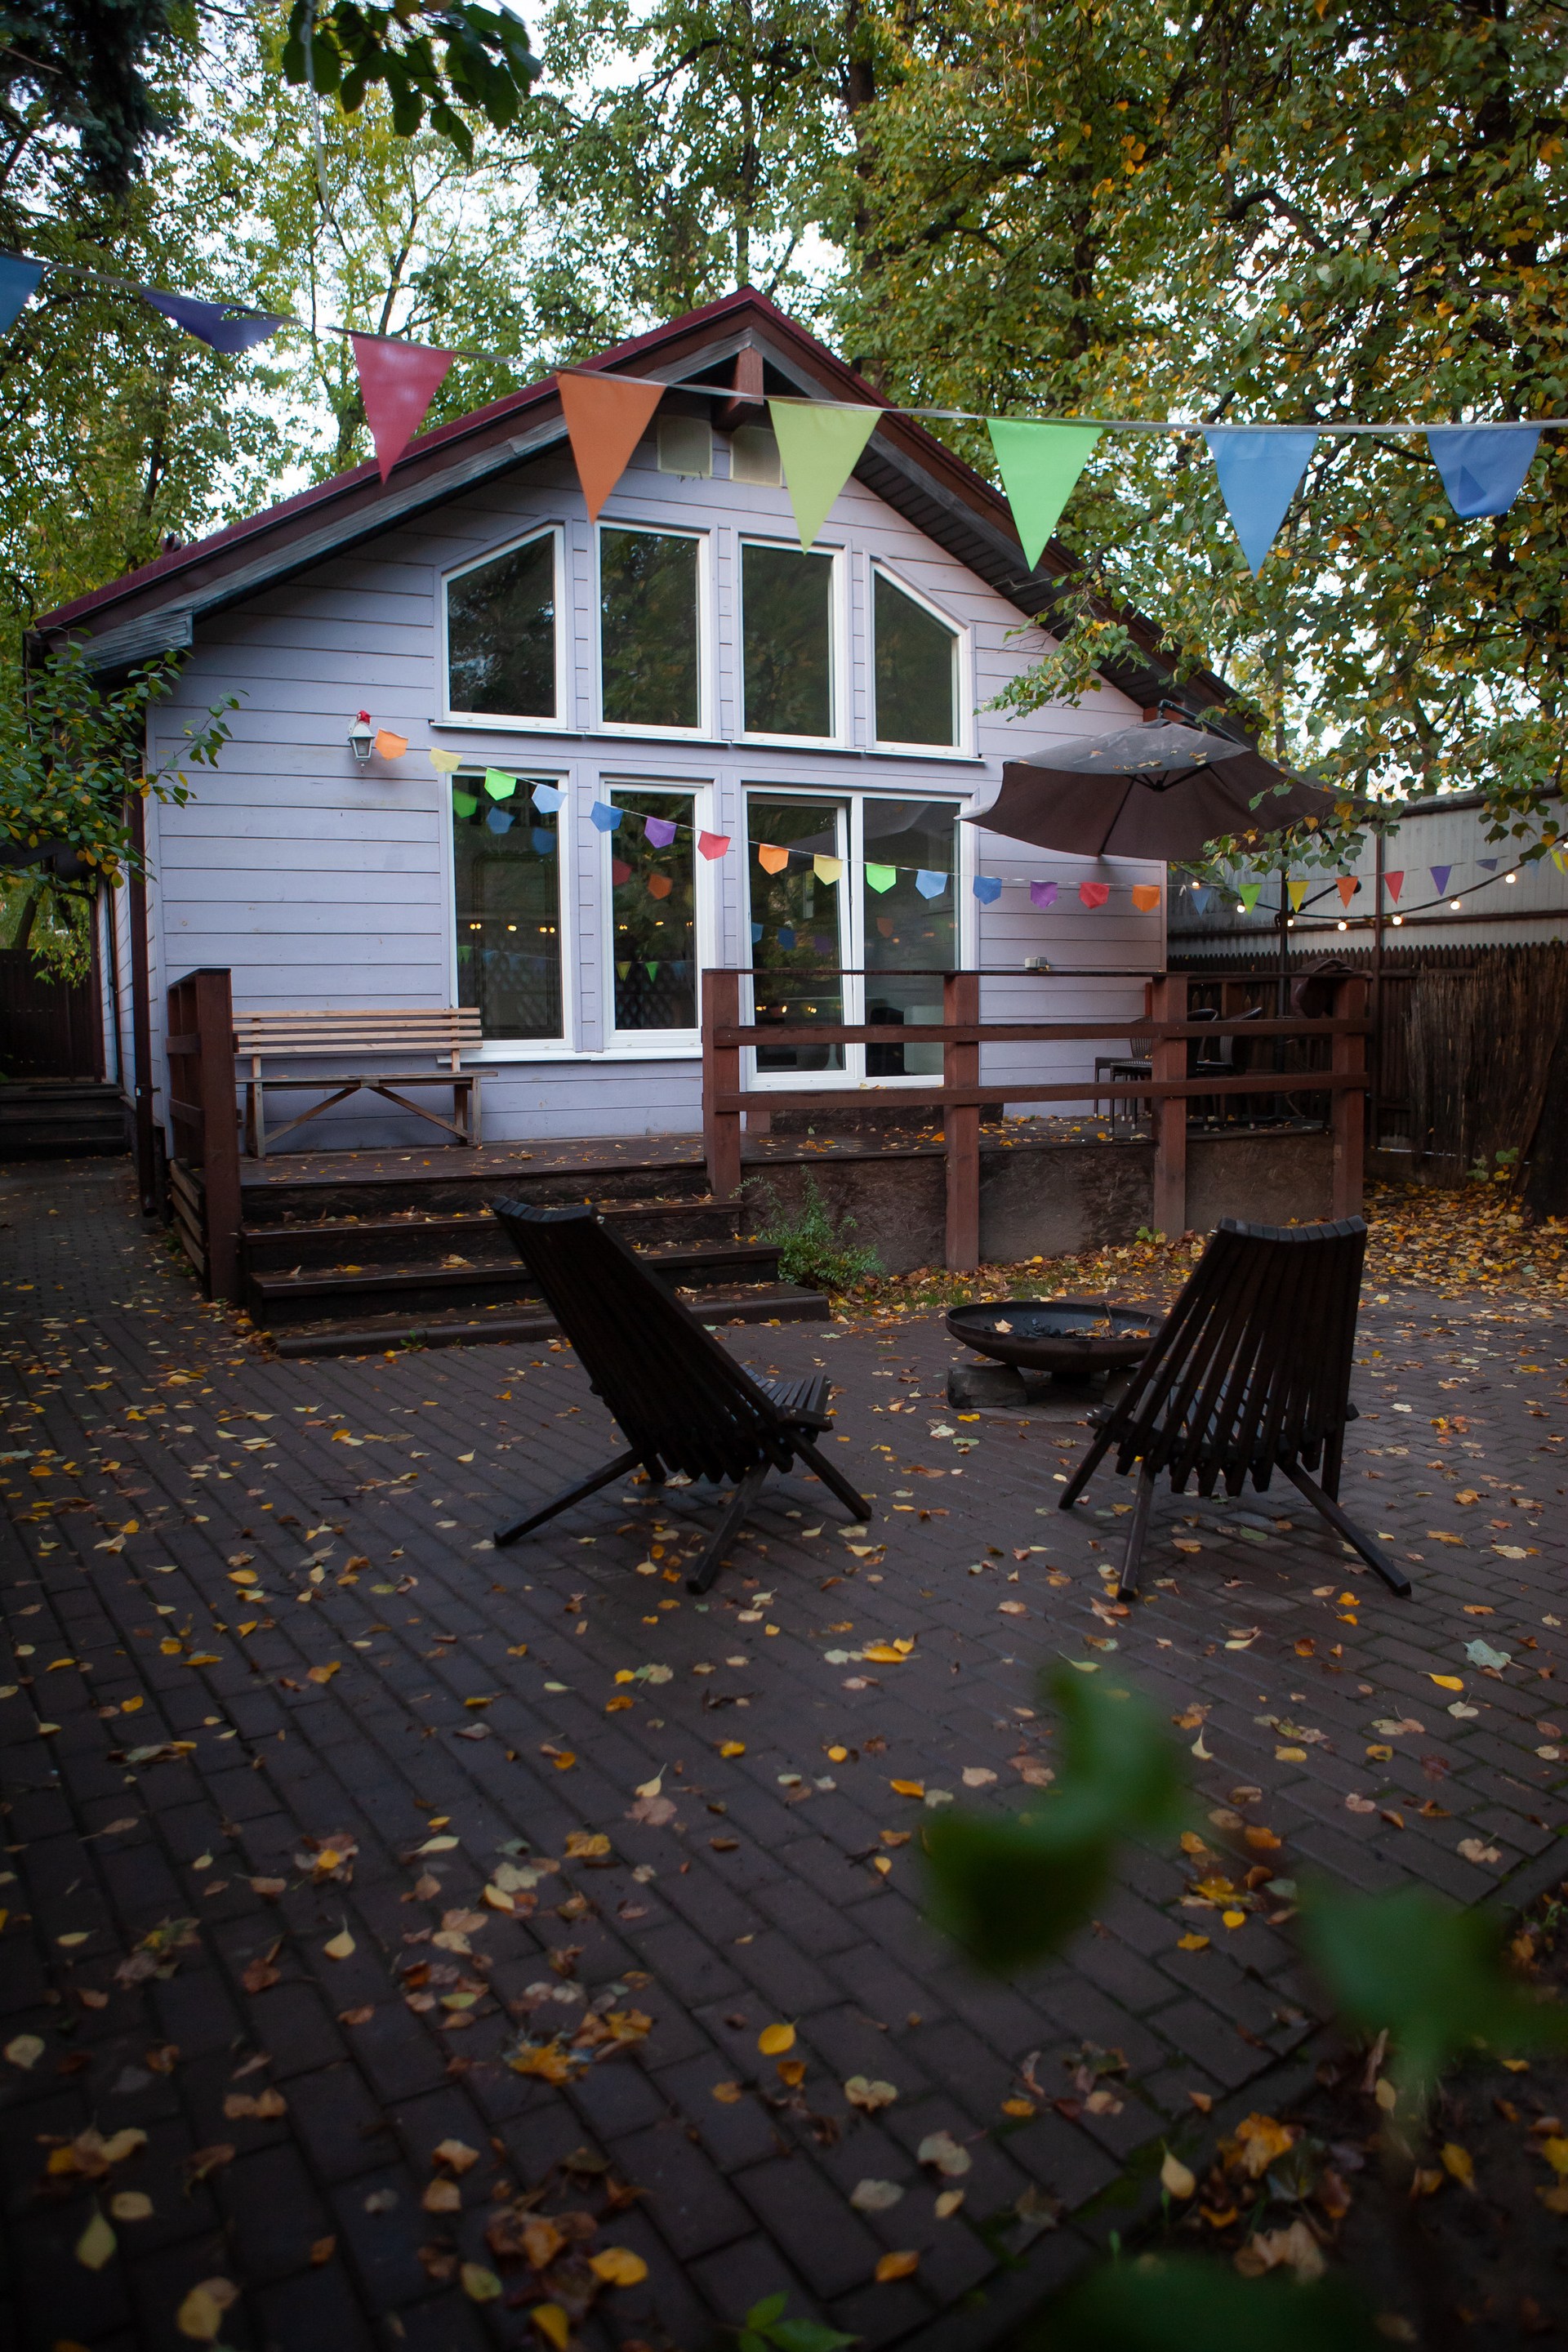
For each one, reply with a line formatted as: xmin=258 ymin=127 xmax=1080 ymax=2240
xmin=445 ymin=766 xmax=579 ymax=1056
xmin=440 ymin=523 xmax=569 ymax=733
xmin=741 ymin=785 xmax=969 ymax=1092
xmin=736 ymin=535 xmax=846 ymax=750
xmin=595 ymin=519 xmax=712 ymax=742
xmin=869 ymin=559 xmax=972 ymax=758
xmin=602 ymin=775 xmax=712 ymax=1052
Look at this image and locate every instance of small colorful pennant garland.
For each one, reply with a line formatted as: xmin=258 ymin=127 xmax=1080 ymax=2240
xmin=1426 ymin=426 xmax=1541 ymax=520
xmin=768 ymin=398 xmax=881 ymax=550
xmin=643 ymin=815 xmax=678 ymax=849
xmin=986 ymin=420 xmax=1103 ymax=569
xmin=866 ymin=862 xmax=897 ymax=893
xmin=532 ymin=782 xmax=565 ymax=813
xmin=1204 ymin=429 xmax=1318 ymax=576
xmin=555 ymin=369 xmax=666 ymax=522
xmin=1336 ymin=876 xmax=1356 ymax=906
xmin=1384 ymin=870 xmax=1404 ymax=901
xmin=351 ymin=332 xmax=453 ymax=481
xmin=589 ymin=800 xmax=621 ymax=831
xmin=1287 ymin=876 xmax=1310 ymax=910
xmin=1031 ymin=880 xmax=1058 ymax=910
xmin=973 ymin=875 xmax=1003 ymax=904
xmin=698 ymin=831 xmax=730 ymax=860
xmin=1080 ymin=881 xmax=1111 ymax=909
xmin=141 ymin=287 xmax=286 ymax=354
xmin=1430 ymin=864 xmax=1452 ymax=897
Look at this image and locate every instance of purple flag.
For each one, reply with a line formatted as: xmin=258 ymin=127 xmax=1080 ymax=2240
xmin=1430 ymin=865 xmax=1452 ymax=898
xmin=142 ymin=287 xmax=286 ymax=354
xmin=643 ymin=815 xmax=678 ymax=849
xmin=1030 ymin=880 xmax=1058 ymax=911
xmin=1477 ymin=858 xmax=1499 ymax=871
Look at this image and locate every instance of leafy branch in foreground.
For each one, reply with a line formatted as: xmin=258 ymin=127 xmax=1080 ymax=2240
xmin=283 ymin=0 xmax=542 ymax=158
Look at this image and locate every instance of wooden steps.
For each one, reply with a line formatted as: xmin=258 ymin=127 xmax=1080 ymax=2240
xmin=0 ymin=1082 xmax=127 ymax=1160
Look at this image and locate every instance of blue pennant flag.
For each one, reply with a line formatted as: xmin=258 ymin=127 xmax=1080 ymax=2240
xmin=1189 ymin=886 xmax=1212 ymax=913
xmin=589 ymin=800 xmax=621 ymax=832
xmin=486 ymin=806 xmax=514 ymax=834
xmin=1428 ymin=426 xmax=1540 ymax=519
xmin=915 ymin=869 xmax=948 ymax=901
xmin=1477 ymin=858 xmax=1499 ymax=871
xmin=530 ymin=827 xmax=555 ymax=855
xmin=531 ymin=782 xmax=564 ymax=813
xmin=0 ymin=255 xmax=42 ymax=335
xmin=973 ymin=874 xmax=1003 ymax=904
xmin=141 ymin=287 xmax=286 ymax=354
xmin=1204 ymin=429 xmax=1318 ymax=576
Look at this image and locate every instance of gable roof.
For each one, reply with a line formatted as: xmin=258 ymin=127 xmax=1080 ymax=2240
xmin=32 ymin=286 xmax=1234 ymax=721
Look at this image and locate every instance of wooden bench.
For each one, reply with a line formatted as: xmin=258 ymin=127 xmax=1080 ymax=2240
xmin=233 ymin=1007 xmax=485 ymax=1158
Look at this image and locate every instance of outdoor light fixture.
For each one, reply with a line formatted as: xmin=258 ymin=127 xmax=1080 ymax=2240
xmin=1450 ymin=897 xmax=1463 ymax=910
xmin=347 ymin=710 xmax=374 ymax=763
xmin=1392 ymin=914 xmax=1404 ymax=926
xmin=1508 ymin=871 xmax=1518 ymax=883
xmin=1337 ymin=919 xmax=1348 ymax=932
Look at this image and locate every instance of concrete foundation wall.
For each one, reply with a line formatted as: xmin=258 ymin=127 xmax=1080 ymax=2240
xmin=740 ymin=1129 xmax=1340 ymax=1274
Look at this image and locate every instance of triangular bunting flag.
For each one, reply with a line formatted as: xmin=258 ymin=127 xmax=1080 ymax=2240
xmin=1030 ymin=880 xmax=1058 ymax=911
xmin=698 ymin=831 xmax=730 ymax=860
xmin=1286 ymin=877 xmax=1309 ymax=910
xmin=452 ymin=788 xmax=479 ymax=818
xmin=1080 ymin=881 xmax=1110 ymax=909
xmin=428 ymin=747 xmax=461 ymax=773
xmin=0 ymin=256 xmax=42 ymax=334
xmin=351 ymin=333 xmax=453 ymax=481
xmin=643 ymin=815 xmax=678 ymax=849
xmin=1336 ymin=876 xmax=1355 ymax=907
xmin=1237 ymin=883 xmax=1262 ymax=911
xmin=1204 ymin=429 xmax=1317 ymax=575
xmin=1131 ymin=883 xmax=1160 ymax=911
xmin=865 ymin=863 xmax=897 ymax=893
xmin=644 ymin=961 xmax=659 ymax=980
xmin=1190 ymin=886 xmax=1211 ymax=913
xmin=987 ymin=419 xmax=1102 ymax=568
xmin=590 ymin=800 xmax=621 ymax=831
xmin=1477 ymin=858 xmax=1499 ymax=871
xmin=768 ymin=399 xmax=880 ymax=550
xmin=374 ymin=729 xmax=407 ymax=759
xmin=915 ymin=870 xmax=947 ymax=899
xmin=1427 ymin=426 xmax=1540 ymax=520
xmin=483 ymin=769 xmax=516 ymax=800
xmin=757 ymin=843 xmax=789 ymax=875
xmin=556 ymin=369 xmax=665 ymax=523
xmin=142 ymin=287 xmax=285 ymax=354
xmin=531 ymin=783 xmax=564 ymax=813
xmin=1384 ymin=871 xmax=1403 ymax=901
xmin=1430 ymin=865 xmax=1452 ymax=897
xmin=973 ymin=875 xmax=1003 ymax=904
xmin=813 ymin=853 xmax=843 ymax=884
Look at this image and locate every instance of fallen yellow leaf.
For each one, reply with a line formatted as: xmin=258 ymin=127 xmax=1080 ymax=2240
xmin=875 ymin=2251 xmax=920 ymax=2282
xmin=719 ymin=1740 xmax=746 ymax=1757
xmin=758 ymin=2021 xmax=796 ymax=2056
xmin=1441 ymin=2142 xmax=1475 ymax=2190
xmin=589 ymin=2247 xmax=648 ymax=2287
xmin=1177 ymin=1932 xmax=1210 ymax=1952
xmin=1429 ymin=1675 xmax=1464 ymax=1691
xmin=889 ymin=1779 xmax=924 ymax=1797
xmin=1160 ymin=2151 xmax=1196 ymax=2199
xmin=75 ymin=2210 xmax=116 ymax=2271
xmin=532 ymin=2303 xmax=571 ymax=2349
xmin=323 ymin=1928 xmax=355 ymax=1960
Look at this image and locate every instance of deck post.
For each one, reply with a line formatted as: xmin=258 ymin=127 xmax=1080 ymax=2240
xmin=167 ymin=966 xmax=241 ymax=1303
xmin=944 ymin=970 xmax=981 ymax=1272
xmin=1151 ymin=972 xmax=1188 ymax=1237
xmin=1331 ymin=973 xmax=1367 ymax=1218
xmin=702 ymin=967 xmax=742 ymax=1200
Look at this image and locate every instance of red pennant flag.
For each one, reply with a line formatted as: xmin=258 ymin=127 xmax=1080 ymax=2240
xmin=1336 ymin=876 xmax=1356 ymax=907
xmin=1079 ymin=881 xmax=1110 ymax=909
xmin=697 ymin=831 xmax=730 ymax=861
xmin=557 ymin=370 xmax=666 ymax=522
xmin=1384 ymin=870 xmax=1404 ymax=902
xmin=352 ymin=335 xmax=454 ymax=482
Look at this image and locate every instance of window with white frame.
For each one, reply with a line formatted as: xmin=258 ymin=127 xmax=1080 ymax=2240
xmin=741 ymin=541 xmax=835 ymax=740
xmin=451 ymin=773 xmax=564 ymax=1040
xmin=445 ymin=528 xmax=559 ymax=722
xmin=599 ymin=525 xmax=702 ymax=730
xmin=745 ymin=790 xmax=962 ymax=1081
xmin=607 ymin=783 xmax=699 ymax=1036
xmin=872 ymin=567 xmax=961 ymax=749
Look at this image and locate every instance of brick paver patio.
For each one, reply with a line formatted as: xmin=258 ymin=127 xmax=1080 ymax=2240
xmin=2 ymin=1160 xmax=1566 ymax=2351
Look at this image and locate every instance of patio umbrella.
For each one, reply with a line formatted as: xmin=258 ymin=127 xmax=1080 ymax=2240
xmin=964 ymin=715 xmax=1336 ymax=861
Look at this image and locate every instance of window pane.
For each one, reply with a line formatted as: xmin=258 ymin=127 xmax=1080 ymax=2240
xmin=874 ymin=572 xmax=957 ymax=746
xmin=742 ymin=545 xmax=832 ymax=737
xmin=452 ymin=781 xmax=562 ymax=1040
xmin=611 ymin=790 xmax=697 ymax=1031
xmin=447 ymin=536 xmax=555 ymax=718
xmin=862 ymin=800 xmax=957 ymax=1075
xmin=600 ymin=528 xmax=700 ymax=728
xmin=746 ymin=800 xmax=844 ymax=1072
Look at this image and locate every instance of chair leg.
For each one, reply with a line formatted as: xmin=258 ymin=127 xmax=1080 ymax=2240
xmin=686 ymin=1463 xmax=770 ymax=1596
xmin=1322 ymin=1424 xmax=1344 ymax=1502
xmin=1059 ymin=1428 xmax=1113 ymax=1509
xmin=492 ymin=1447 xmax=643 ymax=1548
xmin=1281 ymin=1461 xmax=1411 ymax=1597
xmin=1117 ymin=1462 xmax=1157 ymax=1598
xmin=795 ymin=1437 xmax=872 ymax=1524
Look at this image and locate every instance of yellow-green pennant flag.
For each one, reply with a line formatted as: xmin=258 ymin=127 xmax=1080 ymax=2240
xmin=987 ymin=419 xmax=1103 ymax=568
xmin=768 ymin=399 xmax=880 ymax=550
xmin=1287 ymin=876 xmax=1309 ymax=910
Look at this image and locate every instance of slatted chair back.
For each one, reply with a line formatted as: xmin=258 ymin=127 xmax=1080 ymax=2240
xmin=490 ymin=1200 xmax=797 ymax=1485
xmin=1102 ymin=1216 xmax=1365 ymax=1497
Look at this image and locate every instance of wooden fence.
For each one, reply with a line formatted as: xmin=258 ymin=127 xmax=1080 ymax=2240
xmin=166 ymin=967 xmax=242 ymax=1303
xmin=701 ymin=969 xmax=1369 ymax=1272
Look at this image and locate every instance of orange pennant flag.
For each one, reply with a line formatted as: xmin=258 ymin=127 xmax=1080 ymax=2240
xmin=373 ymin=729 xmax=408 ymax=760
xmin=557 ymin=370 xmax=666 ymax=522
xmin=1130 ymin=883 xmax=1160 ymax=911
xmin=1336 ymin=876 xmax=1356 ymax=907
xmin=757 ymin=843 xmax=790 ymax=874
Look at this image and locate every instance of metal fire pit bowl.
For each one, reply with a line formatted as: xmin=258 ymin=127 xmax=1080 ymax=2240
xmin=945 ymin=1297 xmax=1157 ymax=1381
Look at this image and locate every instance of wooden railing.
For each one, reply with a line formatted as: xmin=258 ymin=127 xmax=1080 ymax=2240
xmin=701 ymin=969 xmax=1370 ymax=1272
xmin=166 ymin=967 xmax=242 ymax=1303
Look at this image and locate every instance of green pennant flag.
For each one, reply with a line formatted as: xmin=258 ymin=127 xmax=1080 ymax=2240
xmin=769 ymin=398 xmax=880 ymax=550
xmin=987 ymin=419 xmax=1103 ymax=568
xmin=452 ymin=788 xmax=479 ymax=819
xmin=483 ymin=768 xmax=517 ymax=800
xmin=865 ymin=862 xmax=898 ymax=893
xmin=1238 ymin=882 xmax=1262 ymax=911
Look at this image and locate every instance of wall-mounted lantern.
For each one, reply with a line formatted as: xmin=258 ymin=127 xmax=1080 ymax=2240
xmin=348 ymin=710 xmax=375 ymax=764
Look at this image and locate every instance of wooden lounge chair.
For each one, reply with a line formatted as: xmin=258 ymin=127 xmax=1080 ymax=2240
xmin=488 ymin=1200 xmax=871 ymax=1592
xmin=1058 ymin=1215 xmax=1410 ymax=1601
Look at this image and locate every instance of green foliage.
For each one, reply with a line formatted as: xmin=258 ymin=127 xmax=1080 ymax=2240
xmin=1031 ymin=2253 xmax=1383 ymax=2352
xmin=748 ymin=1175 xmax=881 ymax=1294
xmin=736 ymin=2293 xmax=858 ymax=2352
xmin=923 ymin=1667 xmax=1184 ymax=1971
xmin=282 ymin=0 xmax=542 ymax=160
xmin=1298 ymin=1881 xmax=1568 ymax=2109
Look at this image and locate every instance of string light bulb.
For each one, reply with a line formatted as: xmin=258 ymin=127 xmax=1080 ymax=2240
xmin=1392 ymin=914 xmax=1403 ymax=926
xmin=1450 ymin=898 xmax=1462 ymax=910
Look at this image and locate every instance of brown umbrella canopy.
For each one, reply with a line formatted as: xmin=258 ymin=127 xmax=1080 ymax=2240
xmin=965 ymin=718 xmax=1337 ymax=862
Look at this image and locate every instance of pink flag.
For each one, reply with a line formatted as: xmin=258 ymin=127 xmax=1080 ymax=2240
xmin=352 ymin=334 xmax=454 ymax=481
xmin=697 ymin=831 xmax=730 ymax=861
xmin=1384 ymin=870 xmax=1404 ymax=902
xmin=1079 ymin=881 xmax=1109 ymax=909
